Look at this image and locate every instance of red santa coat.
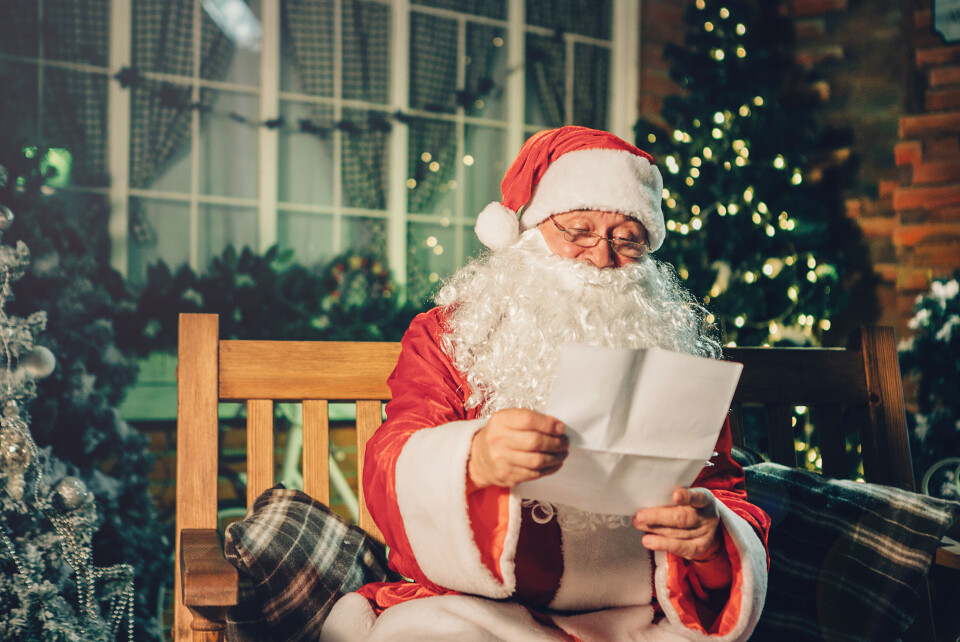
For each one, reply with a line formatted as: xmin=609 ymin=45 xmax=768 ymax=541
xmin=321 ymin=309 xmax=770 ymax=642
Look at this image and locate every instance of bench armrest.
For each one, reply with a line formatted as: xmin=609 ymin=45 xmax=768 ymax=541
xmin=180 ymin=528 xmax=239 ymax=641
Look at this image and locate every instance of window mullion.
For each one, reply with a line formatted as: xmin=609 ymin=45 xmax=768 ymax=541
xmin=189 ymin=0 xmax=202 ymax=271
xmin=332 ymin=0 xmax=344 ymax=254
xmin=108 ymin=0 xmax=132 ymax=276
xmin=506 ymin=0 xmax=524 ymax=156
xmin=610 ymin=0 xmax=641 ymax=141
xmin=564 ymin=36 xmax=574 ymax=125
xmin=387 ymin=0 xmax=411 ymax=294
xmin=454 ymin=16 xmax=466 ymax=266
xmin=259 ymin=0 xmax=280 ymax=253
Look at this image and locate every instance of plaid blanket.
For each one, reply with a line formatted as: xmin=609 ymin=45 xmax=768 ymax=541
xmin=744 ymin=463 xmax=960 ymax=641
xmin=224 ymin=485 xmax=397 ymax=642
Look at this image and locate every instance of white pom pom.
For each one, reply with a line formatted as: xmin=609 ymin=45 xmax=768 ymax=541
xmin=474 ymin=202 xmax=520 ymax=250
xmin=21 ymin=346 xmax=56 ymax=379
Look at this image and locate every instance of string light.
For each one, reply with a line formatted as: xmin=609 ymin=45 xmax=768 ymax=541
xmin=703 ymin=147 xmax=713 ymax=159
xmin=712 ymin=128 xmax=723 ymax=138
xmin=788 ymin=286 xmax=799 ymax=301
xmin=691 ymin=218 xmax=703 ymax=230
xmin=717 ymin=204 xmax=727 ymax=216
xmin=739 ymin=105 xmax=750 ymax=117
xmin=734 ymin=315 xmax=746 ymax=327
xmin=690 ymin=167 xmax=700 ymax=178
xmin=791 ymin=170 xmax=802 ymax=185
xmin=735 ymin=156 xmax=746 ymax=166
xmin=714 ymin=112 xmax=725 ymax=124
xmin=705 ymin=21 xmax=715 ymax=32
xmin=765 ymin=225 xmax=775 ymax=237
xmin=719 ymin=7 xmax=730 ymax=18
xmin=691 ymin=205 xmax=701 ymax=214
xmin=691 ymin=157 xmax=702 ymax=167
xmin=753 ymin=96 xmax=764 ymax=106
xmin=647 ymin=133 xmax=657 ymax=143
xmin=728 ymin=203 xmax=739 ymax=214
xmin=736 ymin=23 xmax=746 ymax=35
xmin=421 ymin=152 xmax=432 ymax=162
xmin=773 ymin=155 xmax=786 ymax=169
xmin=736 ymin=47 xmax=746 ymax=58
xmin=712 ymin=49 xmax=725 ymax=61
xmin=685 ymin=177 xmax=695 ymax=186
xmin=462 ymin=155 xmax=475 ymax=166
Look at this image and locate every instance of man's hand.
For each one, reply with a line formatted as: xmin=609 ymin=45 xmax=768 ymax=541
xmin=632 ymin=487 xmax=724 ymax=562
xmin=468 ymin=408 xmax=568 ymax=490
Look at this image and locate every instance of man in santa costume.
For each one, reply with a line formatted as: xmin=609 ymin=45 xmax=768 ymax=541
xmin=322 ymin=126 xmax=770 ymax=641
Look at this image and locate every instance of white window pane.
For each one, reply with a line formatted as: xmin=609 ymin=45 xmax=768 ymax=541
xmin=525 ymin=33 xmax=564 ymax=127
xmin=278 ymin=101 xmax=335 ymax=205
xmin=573 ymin=43 xmax=609 ymax=129
xmin=342 ymin=215 xmax=387 ymax=258
xmin=278 ymin=210 xmax=335 ymax=267
xmin=465 ymin=23 xmax=507 ymax=120
xmin=128 ymin=198 xmax=190 ymax=285
xmin=464 ymin=223 xmax=485 ymax=262
xmin=342 ymin=0 xmax=390 ymax=104
xmin=198 ymin=90 xmax=259 ymax=198
xmin=525 ymin=0 xmax=612 ymax=39
xmin=464 ymin=125 xmax=507 ymax=217
xmin=407 ymin=119 xmax=457 ymax=214
xmin=410 ymin=13 xmax=457 ymax=114
xmin=407 ymin=222 xmax=457 ymax=303
xmin=280 ymin=0 xmax=334 ymax=95
xmin=204 ymin=0 xmax=262 ymax=87
xmin=197 ymin=204 xmax=258 ymax=268
xmin=0 ymin=60 xmax=39 ymax=142
xmin=412 ymin=0 xmax=505 ymax=20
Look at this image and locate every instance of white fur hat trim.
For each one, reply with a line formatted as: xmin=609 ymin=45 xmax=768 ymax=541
xmin=518 ymin=148 xmax=665 ymax=251
xmin=475 ymin=201 xmax=521 ymax=250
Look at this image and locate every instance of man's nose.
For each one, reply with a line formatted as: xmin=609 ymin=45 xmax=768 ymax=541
xmin=580 ymin=239 xmax=616 ymax=268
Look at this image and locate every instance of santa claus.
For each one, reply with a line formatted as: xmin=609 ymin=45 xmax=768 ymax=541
xmin=322 ymin=127 xmax=770 ymax=641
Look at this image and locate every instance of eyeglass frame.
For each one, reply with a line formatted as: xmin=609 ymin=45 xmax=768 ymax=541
xmin=547 ymin=214 xmax=650 ymax=258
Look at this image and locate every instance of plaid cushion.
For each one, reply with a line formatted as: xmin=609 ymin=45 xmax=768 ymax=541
xmin=745 ymin=463 xmax=960 ymax=641
xmin=223 ymin=485 xmax=398 ymax=642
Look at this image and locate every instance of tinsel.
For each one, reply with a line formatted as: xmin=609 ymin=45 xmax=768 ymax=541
xmin=0 ymin=178 xmax=134 ymax=641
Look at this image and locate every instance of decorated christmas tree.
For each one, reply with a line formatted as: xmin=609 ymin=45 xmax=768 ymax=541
xmin=635 ymin=0 xmax=862 ymax=347
xmin=0 ymin=147 xmax=167 ymax=638
xmin=0 ymin=195 xmax=134 ymax=640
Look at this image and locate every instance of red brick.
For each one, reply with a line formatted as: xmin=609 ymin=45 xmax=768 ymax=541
xmin=643 ymin=71 xmax=682 ymax=96
xmin=916 ymin=8 xmax=932 ymax=29
xmin=793 ymin=18 xmax=827 ymax=40
xmin=894 ymin=184 xmax=960 ymax=210
xmin=893 ymin=221 xmax=960 ymax=246
xmin=926 ymin=86 xmax=960 ymax=110
xmin=879 ymin=180 xmax=900 ymax=199
xmin=911 ymin=243 xmax=960 ymax=267
xmin=925 ymin=136 xmax=960 ymax=159
xmin=916 ymin=45 xmax=960 ymax=68
xmin=874 ymin=264 xmax=898 ymax=283
xmin=856 ymin=216 xmax=897 ymax=238
xmin=784 ymin=0 xmax=848 ymax=18
xmin=910 ymin=160 xmax=960 ymax=184
xmin=895 ymin=141 xmax=923 ymax=166
xmin=794 ymin=45 xmax=845 ymax=68
xmin=900 ymin=112 xmax=960 ymax=138
xmin=897 ymin=266 xmax=933 ymax=290
xmin=928 ymin=65 xmax=960 ymax=87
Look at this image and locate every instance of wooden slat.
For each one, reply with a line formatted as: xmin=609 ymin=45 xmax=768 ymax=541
xmin=246 ymin=400 xmax=274 ymax=508
xmin=727 ymin=347 xmax=866 ymax=404
xmin=356 ymin=400 xmax=385 ymax=545
xmin=855 ymin=326 xmax=915 ymax=491
xmin=175 ymin=314 xmax=221 ymax=642
xmin=219 ymin=341 xmax=401 ymax=401
xmin=765 ymin=404 xmax=797 ymax=468
xmin=814 ymin=405 xmax=847 ymax=479
xmin=302 ymin=400 xmax=330 ymax=504
xmin=728 ymin=404 xmax=744 ymax=448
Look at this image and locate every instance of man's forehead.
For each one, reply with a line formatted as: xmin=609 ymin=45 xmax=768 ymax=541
xmin=555 ymin=210 xmax=645 ymax=228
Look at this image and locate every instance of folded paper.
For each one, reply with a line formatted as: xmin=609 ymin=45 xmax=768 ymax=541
xmin=515 ymin=343 xmax=743 ymax=515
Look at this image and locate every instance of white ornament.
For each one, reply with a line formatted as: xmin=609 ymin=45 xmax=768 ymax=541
xmin=21 ymin=345 xmax=56 ymax=378
xmin=0 ymin=205 xmax=13 ymax=230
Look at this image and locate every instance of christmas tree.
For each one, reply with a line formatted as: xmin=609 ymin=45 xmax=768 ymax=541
xmin=0 ymin=192 xmax=134 ymax=640
xmin=0 ymin=147 xmax=167 ymax=638
xmin=635 ymin=0 xmax=862 ymax=347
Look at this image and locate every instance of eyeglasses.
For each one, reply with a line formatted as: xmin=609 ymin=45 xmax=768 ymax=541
xmin=548 ymin=215 xmax=649 ymax=258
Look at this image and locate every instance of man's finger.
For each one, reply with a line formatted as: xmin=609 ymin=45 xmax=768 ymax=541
xmin=673 ymin=487 xmax=714 ymax=509
xmin=633 ymin=506 xmax=699 ymax=530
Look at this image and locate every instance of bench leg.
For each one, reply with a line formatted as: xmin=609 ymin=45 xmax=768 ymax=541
xmin=187 ymin=605 xmax=229 ymax=642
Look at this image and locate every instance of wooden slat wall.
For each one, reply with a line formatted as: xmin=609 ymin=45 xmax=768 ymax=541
xmin=356 ymin=400 xmax=385 ymax=545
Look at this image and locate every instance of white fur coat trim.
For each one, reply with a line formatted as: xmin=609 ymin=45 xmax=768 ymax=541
xmin=654 ymin=501 xmax=768 ymax=642
xmin=394 ymin=418 xmax=522 ymax=598
xmin=518 ymin=148 xmax=666 ymax=251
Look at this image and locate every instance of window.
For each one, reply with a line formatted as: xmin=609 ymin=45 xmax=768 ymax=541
xmin=0 ymin=0 xmax=638 ymax=302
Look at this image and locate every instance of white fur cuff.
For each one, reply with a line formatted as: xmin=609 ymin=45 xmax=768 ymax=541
xmin=394 ymin=419 xmax=518 ymax=598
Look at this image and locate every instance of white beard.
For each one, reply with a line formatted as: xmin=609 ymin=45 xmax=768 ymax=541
xmin=436 ymin=229 xmax=721 ymax=418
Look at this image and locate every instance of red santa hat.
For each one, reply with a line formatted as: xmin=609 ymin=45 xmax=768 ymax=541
xmin=475 ymin=126 xmax=666 ymax=251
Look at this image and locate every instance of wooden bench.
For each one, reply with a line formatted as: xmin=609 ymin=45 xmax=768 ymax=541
xmin=174 ymin=313 xmax=953 ymax=641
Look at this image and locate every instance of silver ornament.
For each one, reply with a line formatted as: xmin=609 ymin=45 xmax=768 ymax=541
xmin=21 ymin=345 xmax=56 ymax=378
xmin=0 ymin=205 xmax=13 ymax=230
xmin=3 ymin=399 xmax=19 ymax=418
xmin=54 ymin=476 xmax=90 ymax=511
xmin=0 ymin=426 xmax=31 ymax=476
